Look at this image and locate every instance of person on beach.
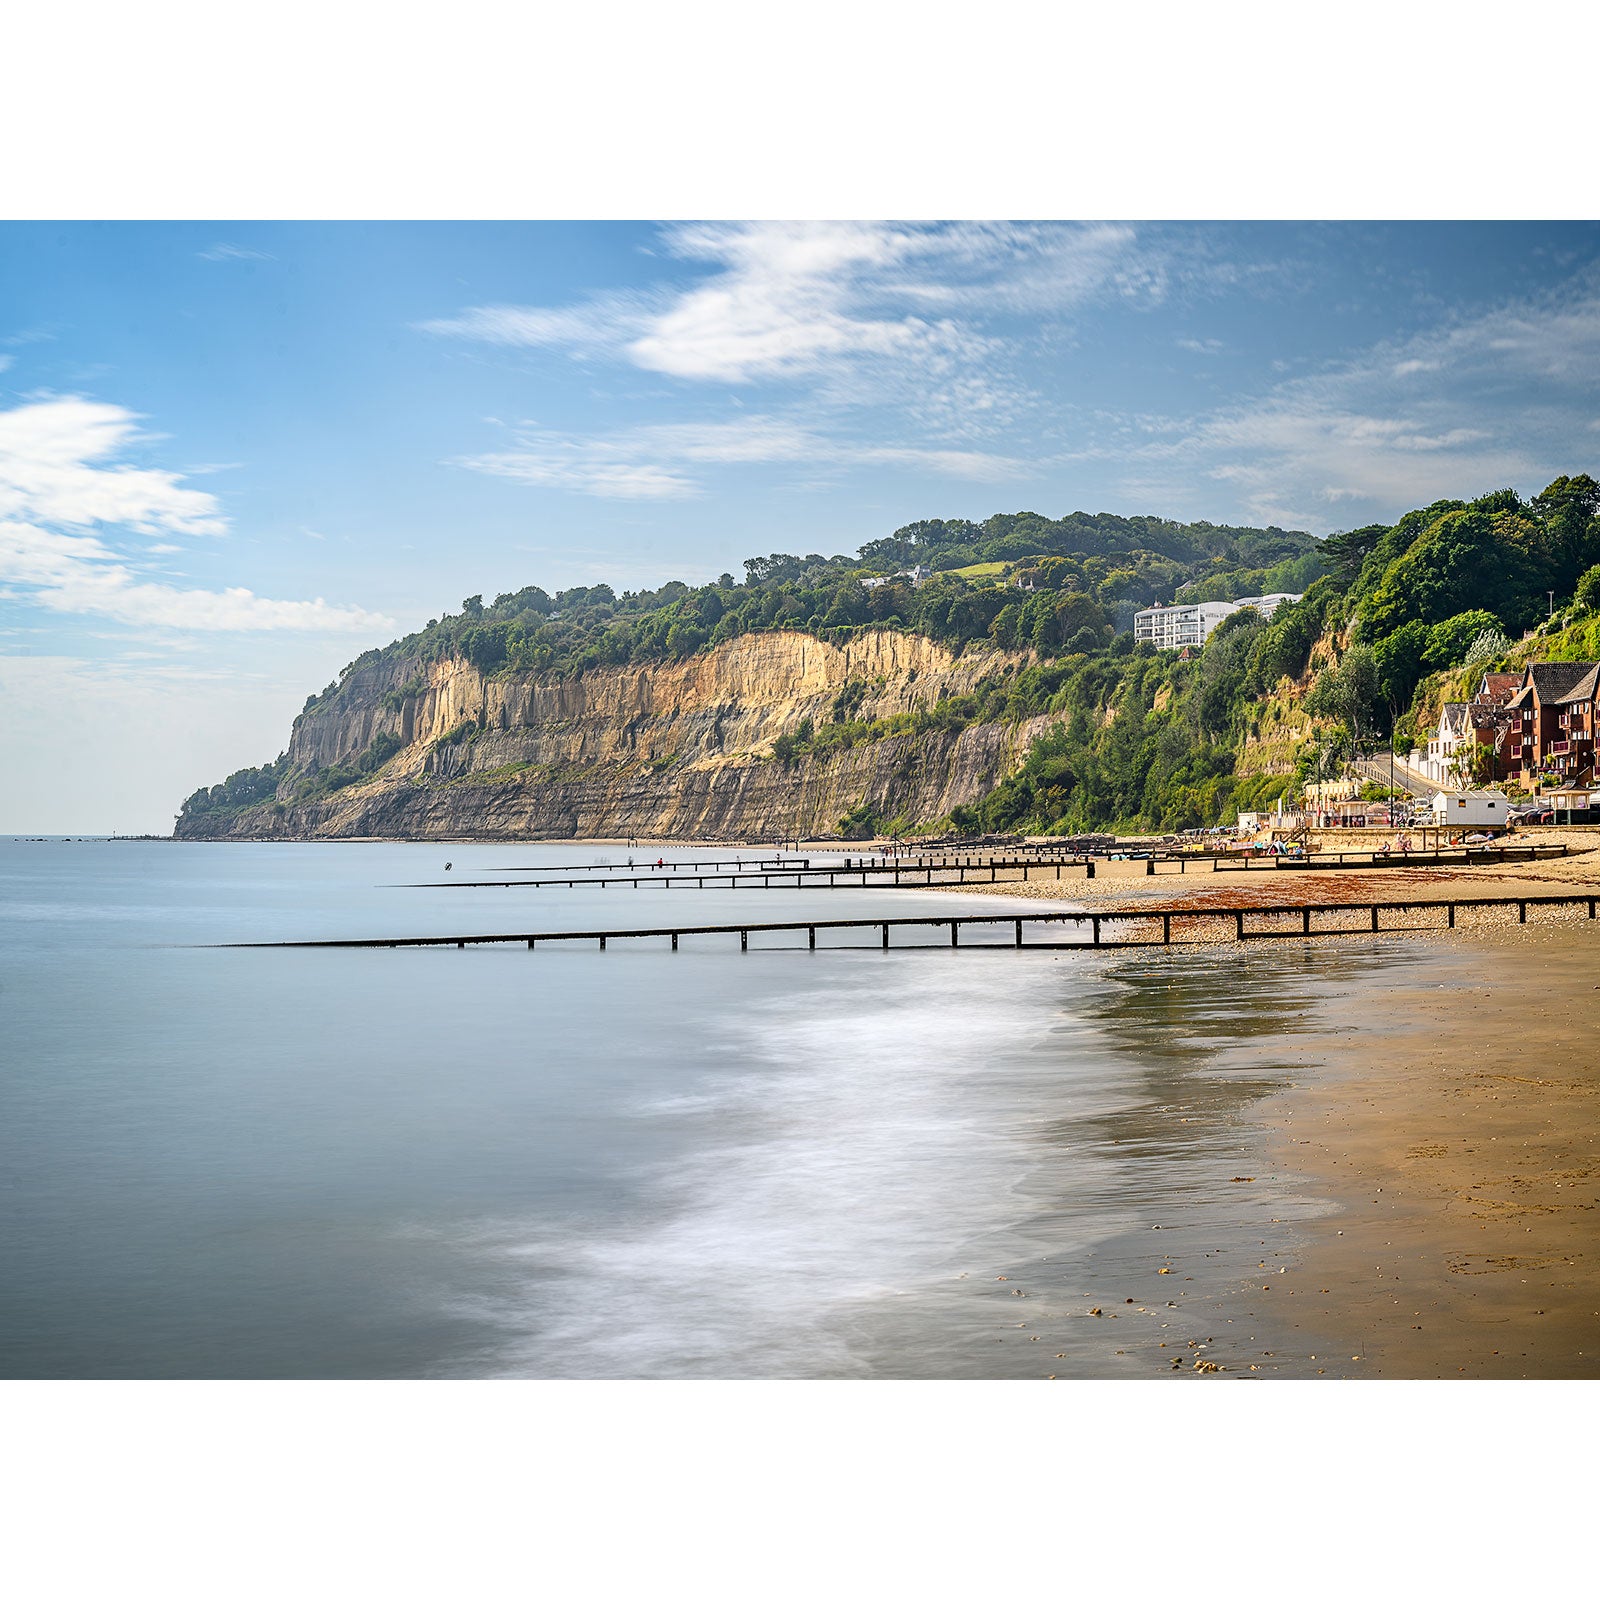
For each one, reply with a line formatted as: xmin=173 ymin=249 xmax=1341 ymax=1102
xmin=1400 ymin=834 xmax=1412 ymax=854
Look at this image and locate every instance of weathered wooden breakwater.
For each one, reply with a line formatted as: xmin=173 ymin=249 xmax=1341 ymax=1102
xmin=1213 ymin=843 xmax=1568 ymax=871
xmin=396 ymin=841 xmax=1571 ymax=893
xmin=215 ymin=890 xmax=1600 ymax=954
xmin=394 ymin=856 xmax=1109 ymax=891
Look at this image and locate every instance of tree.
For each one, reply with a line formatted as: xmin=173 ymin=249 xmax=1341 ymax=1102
xmin=1306 ymin=644 xmax=1381 ymax=741
xmin=1371 ymin=620 xmax=1430 ymax=714
xmin=1577 ymin=563 xmax=1600 ymax=611
xmin=1424 ymin=609 xmax=1502 ymax=670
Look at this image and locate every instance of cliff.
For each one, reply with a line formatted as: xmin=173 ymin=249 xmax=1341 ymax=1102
xmin=178 ymin=628 xmax=1049 ymax=841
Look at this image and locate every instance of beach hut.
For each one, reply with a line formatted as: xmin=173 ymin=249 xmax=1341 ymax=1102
xmin=1430 ymin=790 xmax=1508 ymax=829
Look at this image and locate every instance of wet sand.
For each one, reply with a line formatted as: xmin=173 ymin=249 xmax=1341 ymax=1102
xmin=915 ymin=837 xmax=1600 ymax=1378
xmin=1248 ymin=921 xmax=1600 ymax=1377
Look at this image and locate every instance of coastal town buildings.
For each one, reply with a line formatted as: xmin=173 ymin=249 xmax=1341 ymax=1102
xmin=1417 ymin=673 xmax=1529 ymax=787
xmin=1504 ymin=661 xmax=1600 ymax=788
xmin=1133 ymin=592 xmax=1303 ymax=650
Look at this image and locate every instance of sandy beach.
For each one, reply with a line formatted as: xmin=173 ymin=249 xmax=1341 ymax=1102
xmin=937 ymin=832 xmax=1600 ymax=1378
xmin=1250 ymin=920 xmax=1600 ymax=1377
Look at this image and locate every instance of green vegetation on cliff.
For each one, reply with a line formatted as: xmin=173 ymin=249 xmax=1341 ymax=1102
xmin=177 ymin=479 xmax=1600 ymax=838
xmin=955 ymin=475 xmax=1600 ymax=832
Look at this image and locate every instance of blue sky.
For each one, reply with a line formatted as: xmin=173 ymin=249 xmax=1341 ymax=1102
xmin=6 ymin=219 xmax=1600 ymax=831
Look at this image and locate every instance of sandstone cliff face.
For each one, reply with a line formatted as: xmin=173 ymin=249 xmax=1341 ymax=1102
xmin=181 ymin=628 xmax=1048 ymax=840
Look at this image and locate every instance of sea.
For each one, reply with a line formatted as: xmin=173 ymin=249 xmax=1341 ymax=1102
xmin=0 ymin=836 xmax=1423 ymax=1379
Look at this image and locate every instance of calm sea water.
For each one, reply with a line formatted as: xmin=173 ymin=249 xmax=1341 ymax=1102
xmin=0 ymin=837 xmax=1418 ymax=1378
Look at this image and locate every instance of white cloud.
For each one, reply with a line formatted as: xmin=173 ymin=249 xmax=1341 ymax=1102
xmin=1177 ymin=337 xmax=1224 ymax=355
xmin=454 ymin=413 xmax=1025 ymax=499
xmin=0 ymin=396 xmax=393 ymax=633
xmin=1103 ymin=278 xmax=1600 ymax=530
xmin=198 ymin=243 xmax=273 ymax=262
xmin=422 ymin=220 xmax=1148 ymax=390
xmin=0 ymin=397 xmax=227 ymax=535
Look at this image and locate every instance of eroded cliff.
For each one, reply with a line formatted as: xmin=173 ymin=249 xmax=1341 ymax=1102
xmin=179 ymin=628 xmax=1049 ymax=840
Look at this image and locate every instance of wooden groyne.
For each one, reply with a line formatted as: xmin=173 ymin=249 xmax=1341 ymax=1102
xmin=395 ymin=856 xmax=1109 ymax=891
xmin=214 ymin=890 xmax=1600 ymax=953
xmin=397 ymin=841 xmax=1571 ymax=892
xmin=486 ymin=856 xmax=811 ymax=874
xmin=1213 ymin=843 xmax=1569 ymax=871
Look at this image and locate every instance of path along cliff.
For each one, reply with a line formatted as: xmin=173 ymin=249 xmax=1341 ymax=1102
xmin=176 ymin=628 xmax=1050 ymax=841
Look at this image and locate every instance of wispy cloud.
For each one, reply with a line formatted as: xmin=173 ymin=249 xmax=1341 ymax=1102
xmin=421 ymin=222 xmax=1153 ymax=414
xmin=456 ymin=413 xmax=1026 ymax=500
xmin=198 ymin=243 xmax=273 ymax=263
xmin=0 ymin=397 xmax=392 ymax=632
xmin=1102 ymin=276 xmax=1600 ymax=530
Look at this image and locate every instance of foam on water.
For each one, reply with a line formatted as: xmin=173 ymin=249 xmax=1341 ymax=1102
xmin=441 ymin=958 xmax=1142 ymax=1377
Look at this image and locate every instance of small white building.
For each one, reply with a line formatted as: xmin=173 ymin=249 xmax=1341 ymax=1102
xmin=1431 ymin=790 xmax=1508 ymax=827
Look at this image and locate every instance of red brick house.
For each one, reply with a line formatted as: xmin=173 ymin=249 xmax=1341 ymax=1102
xmin=1504 ymin=662 xmax=1600 ymax=788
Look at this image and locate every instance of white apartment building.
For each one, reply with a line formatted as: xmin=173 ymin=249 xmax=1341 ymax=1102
xmin=1234 ymin=592 xmax=1302 ymax=622
xmin=1133 ymin=600 xmax=1243 ymax=649
xmin=1133 ymin=592 xmax=1303 ymax=650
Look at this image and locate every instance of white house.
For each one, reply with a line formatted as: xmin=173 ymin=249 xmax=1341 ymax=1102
xmin=1431 ymin=790 xmax=1508 ymax=828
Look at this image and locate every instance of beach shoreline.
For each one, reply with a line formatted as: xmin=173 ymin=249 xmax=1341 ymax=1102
xmin=1247 ymin=921 xmax=1600 ymax=1377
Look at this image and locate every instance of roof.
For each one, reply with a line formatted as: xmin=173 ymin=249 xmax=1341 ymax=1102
xmin=1438 ymin=702 xmax=1469 ymax=738
xmin=1476 ymin=672 xmax=1521 ymax=706
xmin=1522 ymin=661 xmax=1600 ymax=705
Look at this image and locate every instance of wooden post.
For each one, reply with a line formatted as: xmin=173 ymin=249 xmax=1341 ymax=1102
xmin=1519 ymin=901 xmax=1527 ymax=924
xmin=1235 ymin=911 xmax=1243 ymax=940
xmin=599 ymin=936 xmax=606 ymax=950
xmin=1302 ymin=908 xmax=1311 ymax=935
xmin=1370 ymin=905 xmax=1379 ymax=932
xmin=741 ymin=929 xmax=749 ymax=950
xmin=528 ymin=938 xmax=535 ymax=949
xmin=808 ymin=926 xmax=816 ymax=949
xmin=671 ymin=932 xmax=679 ymax=950
xmin=881 ymin=923 xmax=889 ymax=949
xmin=951 ymin=922 xmax=959 ymax=947
xmin=1447 ymin=905 xmax=1454 ymax=929
xmin=1014 ymin=920 xmax=1022 ymax=947
xmin=1162 ymin=912 xmax=1171 ymax=944
xmin=1092 ymin=916 xmax=1101 ymax=946
xmin=1086 ymin=862 xmax=1095 ymax=879
xmin=1146 ymin=857 xmax=1154 ymax=876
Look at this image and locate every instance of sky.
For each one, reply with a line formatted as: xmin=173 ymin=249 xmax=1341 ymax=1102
xmin=6 ymin=219 xmax=1600 ymax=833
